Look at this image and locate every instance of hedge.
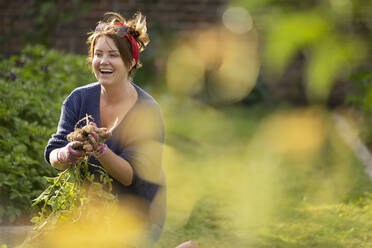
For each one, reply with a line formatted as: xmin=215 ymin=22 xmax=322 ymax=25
xmin=0 ymin=45 xmax=95 ymax=224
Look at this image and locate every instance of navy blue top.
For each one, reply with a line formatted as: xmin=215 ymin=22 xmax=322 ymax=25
xmin=44 ymin=82 xmax=165 ymax=207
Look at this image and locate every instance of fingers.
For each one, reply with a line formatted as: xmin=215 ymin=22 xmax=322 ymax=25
xmin=95 ymin=127 xmax=112 ymax=140
xmin=70 ymin=141 xmax=83 ymax=150
xmin=87 ymin=131 xmax=110 ymax=150
xmin=67 ymin=143 xmax=84 ymax=157
xmin=87 ymin=133 xmax=99 ymax=149
xmin=68 ymin=123 xmax=111 ymax=158
xmin=85 ymin=143 xmax=108 ymax=158
xmin=71 ymin=149 xmax=83 ymax=157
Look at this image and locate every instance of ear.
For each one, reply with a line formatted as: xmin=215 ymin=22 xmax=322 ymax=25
xmin=131 ymin=59 xmax=136 ymax=70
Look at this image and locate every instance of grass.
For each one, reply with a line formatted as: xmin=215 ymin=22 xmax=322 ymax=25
xmin=156 ymin=96 xmax=372 ymax=248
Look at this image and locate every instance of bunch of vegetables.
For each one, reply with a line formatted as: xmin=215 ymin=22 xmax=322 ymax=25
xmin=24 ymin=115 xmax=116 ymax=244
xmin=66 ymin=115 xmax=111 ymax=153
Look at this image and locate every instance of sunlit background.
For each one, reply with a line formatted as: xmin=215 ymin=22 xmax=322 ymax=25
xmin=1 ymin=0 xmax=372 ymax=247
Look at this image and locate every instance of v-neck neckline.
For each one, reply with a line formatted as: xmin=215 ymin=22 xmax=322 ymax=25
xmin=96 ymin=82 xmax=140 ymax=134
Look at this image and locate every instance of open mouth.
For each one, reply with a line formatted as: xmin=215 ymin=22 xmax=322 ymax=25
xmin=99 ymin=69 xmax=113 ymax=75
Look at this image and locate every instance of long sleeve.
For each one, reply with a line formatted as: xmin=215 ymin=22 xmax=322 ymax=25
xmin=116 ymin=100 xmax=166 ymax=228
xmin=117 ymin=101 xmax=165 ymax=201
xmin=44 ymin=91 xmax=81 ymax=165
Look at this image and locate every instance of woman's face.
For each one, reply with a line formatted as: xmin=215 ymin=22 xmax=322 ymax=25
xmin=92 ymin=36 xmax=130 ymax=86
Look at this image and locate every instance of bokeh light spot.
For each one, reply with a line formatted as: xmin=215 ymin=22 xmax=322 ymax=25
xmin=222 ymin=7 xmax=253 ymax=34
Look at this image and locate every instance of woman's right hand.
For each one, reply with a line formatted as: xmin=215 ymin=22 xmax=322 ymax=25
xmin=56 ymin=141 xmax=84 ymax=165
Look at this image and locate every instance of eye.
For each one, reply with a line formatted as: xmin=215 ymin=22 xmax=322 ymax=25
xmin=110 ymin=53 xmax=119 ymax=57
xmin=94 ymin=52 xmax=103 ymax=57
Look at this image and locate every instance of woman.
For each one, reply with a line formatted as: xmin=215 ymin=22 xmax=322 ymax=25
xmin=44 ymin=11 xmax=166 ymax=247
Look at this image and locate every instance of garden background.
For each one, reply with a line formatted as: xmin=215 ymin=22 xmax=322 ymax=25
xmin=1 ymin=0 xmax=372 ymax=247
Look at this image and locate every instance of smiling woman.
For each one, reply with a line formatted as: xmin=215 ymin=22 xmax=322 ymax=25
xmin=44 ymin=11 xmax=166 ymax=247
xmin=93 ymin=37 xmax=131 ymax=89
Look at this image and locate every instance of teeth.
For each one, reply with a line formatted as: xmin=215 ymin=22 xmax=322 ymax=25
xmin=100 ymin=69 xmax=113 ymax=73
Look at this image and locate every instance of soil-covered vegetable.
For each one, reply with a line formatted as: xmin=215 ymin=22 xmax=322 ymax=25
xmin=67 ymin=114 xmax=111 ymax=153
xmin=23 ymin=115 xmax=116 ymax=246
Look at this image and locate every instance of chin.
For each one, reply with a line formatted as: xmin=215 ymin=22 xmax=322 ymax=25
xmin=98 ymin=77 xmax=114 ymax=85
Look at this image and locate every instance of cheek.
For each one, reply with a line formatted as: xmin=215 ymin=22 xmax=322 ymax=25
xmin=92 ymin=58 xmax=99 ymax=72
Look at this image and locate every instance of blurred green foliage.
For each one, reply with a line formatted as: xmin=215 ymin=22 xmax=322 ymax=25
xmin=347 ymin=71 xmax=372 ymax=113
xmin=224 ymin=0 xmax=372 ymax=149
xmin=346 ymin=71 xmax=372 ymax=148
xmin=233 ymin=0 xmax=371 ymax=103
xmin=156 ymin=97 xmax=372 ymax=247
xmin=0 ymin=45 xmax=95 ymax=224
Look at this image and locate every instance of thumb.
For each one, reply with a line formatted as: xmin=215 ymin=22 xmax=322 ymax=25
xmin=70 ymin=141 xmax=83 ymax=150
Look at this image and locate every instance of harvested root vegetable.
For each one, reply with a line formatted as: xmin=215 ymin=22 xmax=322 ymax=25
xmin=27 ymin=114 xmax=116 ymax=246
xmin=83 ymin=143 xmax=93 ymax=152
xmin=67 ymin=114 xmax=111 ymax=153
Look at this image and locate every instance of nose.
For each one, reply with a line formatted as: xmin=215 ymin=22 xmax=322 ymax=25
xmin=100 ymin=54 xmax=110 ymax=64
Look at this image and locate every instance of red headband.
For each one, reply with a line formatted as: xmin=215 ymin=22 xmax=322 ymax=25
xmin=116 ymin=22 xmax=139 ymax=64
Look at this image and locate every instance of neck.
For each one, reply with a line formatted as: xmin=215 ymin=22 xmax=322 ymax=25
xmin=100 ymin=80 xmax=134 ymax=103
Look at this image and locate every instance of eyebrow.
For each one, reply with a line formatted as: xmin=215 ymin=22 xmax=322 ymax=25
xmin=95 ymin=49 xmax=119 ymax=53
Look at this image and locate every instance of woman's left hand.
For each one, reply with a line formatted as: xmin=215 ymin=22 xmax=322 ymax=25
xmin=86 ymin=124 xmax=112 ymax=158
xmin=88 ymin=139 xmax=108 ymax=158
